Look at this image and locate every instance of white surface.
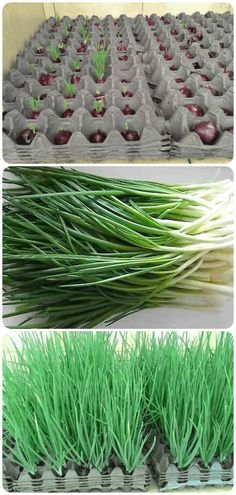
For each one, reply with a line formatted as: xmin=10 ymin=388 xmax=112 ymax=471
xmin=3 ymin=166 xmax=233 ymax=330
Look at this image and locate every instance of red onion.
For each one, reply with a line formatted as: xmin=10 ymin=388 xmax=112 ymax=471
xmin=192 ymin=121 xmax=219 ymax=144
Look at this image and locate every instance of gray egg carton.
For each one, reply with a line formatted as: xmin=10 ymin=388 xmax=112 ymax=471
xmin=3 ymin=458 xmax=151 ymax=492
xmin=3 ymin=14 xmax=170 ymax=162
xmin=3 ymin=12 xmax=233 ymax=161
xmin=150 ymin=444 xmax=233 ymax=492
xmin=133 ymin=12 xmax=233 ymax=158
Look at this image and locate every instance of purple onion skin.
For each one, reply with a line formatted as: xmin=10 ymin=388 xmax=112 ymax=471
xmin=17 ymin=128 xmax=37 ymax=145
xmin=39 ymin=73 xmax=55 ymax=86
xmin=122 ymin=105 xmax=135 ymax=115
xmin=180 ymin=87 xmax=193 ymax=97
xmin=91 ymin=108 xmax=106 ymax=118
xmin=185 ymin=104 xmax=204 ymax=117
xmin=223 ymin=108 xmax=232 ymax=116
xmin=122 ymin=129 xmax=140 ymax=141
xmin=193 ymin=121 xmax=219 ymax=144
xmin=54 ymin=130 xmax=72 ymax=145
xmin=62 ymin=109 xmax=74 ymax=118
xmin=122 ymin=90 xmax=133 ymax=97
xmin=32 ymin=111 xmax=41 ymax=119
xmin=89 ymin=130 xmax=106 ymax=143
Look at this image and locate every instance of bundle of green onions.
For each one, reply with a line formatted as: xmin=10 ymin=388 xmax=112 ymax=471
xmin=3 ymin=331 xmax=154 ymax=475
xmin=3 ymin=331 xmax=233 ymax=475
xmin=3 ymin=167 xmax=233 ymax=328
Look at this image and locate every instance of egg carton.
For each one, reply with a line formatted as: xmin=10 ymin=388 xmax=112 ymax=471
xmin=150 ymin=444 xmax=233 ymax=492
xmin=134 ymin=15 xmax=233 ymax=64
xmin=143 ymin=49 xmax=233 ymax=89
xmin=3 ymin=459 xmax=151 ymax=492
xmin=3 ymin=104 xmax=169 ymax=163
xmin=3 ymin=12 xmax=233 ymax=161
xmin=133 ymin=12 xmax=233 ymax=68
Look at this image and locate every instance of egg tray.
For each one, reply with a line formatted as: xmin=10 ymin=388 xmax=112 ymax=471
xmin=150 ymin=444 xmax=233 ymax=492
xmin=133 ymin=14 xmax=233 ymax=158
xmin=3 ymin=15 xmax=170 ymax=162
xmin=3 ymin=458 xmax=151 ymax=493
xmin=3 ymin=104 xmax=169 ymax=163
xmin=145 ymin=58 xmax=233 ymax=157
xmin=133 ymin=12 xmax=233 ymax=53
xmin=3 ymin=12 xmax=233 ymax=161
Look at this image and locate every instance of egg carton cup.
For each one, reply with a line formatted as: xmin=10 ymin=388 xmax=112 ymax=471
xmin=3 ymin=106 xmax=170 ymax=163
xmin=152 ymin=72 xmax=231 ymax=102
xmin=3 ymin=458 xmax=151 ymax=493
xmin=159 ymin=83 xmax=233 ymax=118
xmin=165 ymin=102 xmax=233 ymax=158
xmin=150 ymin=444 xmax=233 ymax=492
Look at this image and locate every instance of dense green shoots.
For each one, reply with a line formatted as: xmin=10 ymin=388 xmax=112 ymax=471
xmin=48 ymin=45 xmax=60 ymax=61
xmin=3 ymin=332 xmax=233 ymax=474
xmin=92 ymin=45 xmax=109 ymax=80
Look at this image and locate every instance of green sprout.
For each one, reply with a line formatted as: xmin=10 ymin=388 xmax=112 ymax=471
xmin=92 ymin=45 xmax=110 ymax=80
xmin=30 ymin=97 xmax=41 ymax=113
xmin=55 ymin=14 xmax=60 ymax=22
xmin=64 ymin=80 xmax=76 ymax=96
xmin=48 ymin=45 xmax=60 ymax=62
xmin=64 ymin=25 xmax=70 ymax=38
xmin=124 ymin=121 xmax=129 ymax=131
xmin=58 ymin=43 xmax=64 ymax=50
xmin=64 ymin=100 xmax=70 ymax=110
xmin=73 ymin=59 xmax=81 ymax=71
xmin=80 ymin=25 xmax=90 ymax=44
xmin=47 ymin=63 xmax=56 ymax=73
xmin=28 ymin=123 xmax=37 ymax=133
xmin=94 ymin=99 xmax=105 ymax=114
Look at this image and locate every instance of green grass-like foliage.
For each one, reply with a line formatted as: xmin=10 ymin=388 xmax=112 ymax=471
xmin=48 ymin=45 xmax=60 ymax=62
xmin=64 ymin=80 xmax=76 ymax=96
xmin=30 ymin=97 xmax=41 ymax=112
xmin=92 ymin=45 xmax=109 ymax=80
xmin=80 ymin=25 xmax=89 ymax=44
xmin=3 ymin=332 xmax=233 ymax=474
xmin=3 ymin=332 xmax=154 ymax=475
xmin=3 ymin=167 xmax=233 ymax=329
xmin=135 ymin=332 xmax=234 ymax=468
xmin=73 ymin=59 xmax=81 ymax=70
xmin=94 ymin=99 xmax=105 ymax=113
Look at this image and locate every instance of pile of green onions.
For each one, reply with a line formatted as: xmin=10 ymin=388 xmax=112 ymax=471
xmin=3 ymin=167 xmax=233 ymax=328
xmin=3 ymin=331 xmax=233 ymax=475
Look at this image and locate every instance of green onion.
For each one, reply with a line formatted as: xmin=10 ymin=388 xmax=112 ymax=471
xmin=3 ymin=331 xmax=155 ymax=474
xmin=92 ymin=45 xmax=109 ymax=80
xmin=64 ymin=80 xmax=75 ymax=97
xmin=3 ymin=331 xmax=233 ymax=473
xmin=135 ymin=332 xmax=233 ymax=468
xmin=30 ymin=97 xmax=41 ymax=112
xmin=3 ymin=167 xmax=233 ymax=329
xmin=48 ymin=45 xmax=60 ymax=62
xmin=80 ymin=25 xmax=90 ymax=44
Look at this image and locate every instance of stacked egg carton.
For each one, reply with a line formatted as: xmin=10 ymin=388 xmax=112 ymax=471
xmin=3 ymin=15 xmax=169 ymax=163
xmin=132 ymin=11 xmax=233 ymax=158
xmin=3 ymin=458 xmax=151 ymax=493
xmin=150 ymin=444 xmax=234 ymax=492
